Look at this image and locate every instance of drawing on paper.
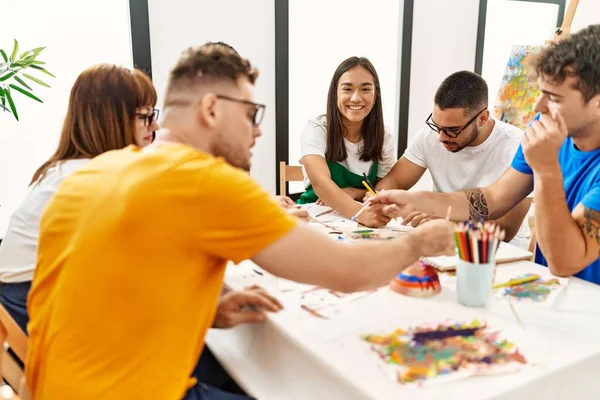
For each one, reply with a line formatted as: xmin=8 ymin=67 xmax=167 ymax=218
xmin=362 ymin=319 xmax=527 ymax=384
xmin=500 ymin=275 xmax=562 ymax=302
xmin=299 ymin=286 xmax=375 ymax=319
xmin=493 ymin=45 xmax=543 ymax=130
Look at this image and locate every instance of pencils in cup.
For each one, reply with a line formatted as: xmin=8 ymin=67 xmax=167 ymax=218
xmin=454 ymin=222 xmax=505 ymax=264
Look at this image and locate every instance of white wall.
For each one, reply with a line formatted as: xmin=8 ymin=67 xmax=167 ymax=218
xmin=0 ymin=0 xmax=133 ymax=235
xmin=407 ymin=0 xmax=480 ymax=190
xmin=287 ymin=0 xmax=401 ymax=193
xmin=481 ymin=0 xmax=558 ymax=109
xmin=570 ymin=0 xmax=600 ymax=32
xmin=147 ymin=0 xmax=276 ymax=194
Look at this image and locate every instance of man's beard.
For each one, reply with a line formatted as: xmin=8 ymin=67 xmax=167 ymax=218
xmin=213 ymin=137 xmax=251 ymax=171
xmin=452 ymin=125 xmax=479 ymax=152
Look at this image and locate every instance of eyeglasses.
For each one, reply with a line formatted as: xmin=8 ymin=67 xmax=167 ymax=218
xmin=426 ymin=108 xmax=487 ymax=138
xmin=136 ymin=108 xmax=160 ymax=127
xmin=216 ymin=95 xmax=266 ymax=126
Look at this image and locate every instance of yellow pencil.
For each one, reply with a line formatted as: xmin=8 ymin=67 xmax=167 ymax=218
xmin=362 ymin=180 xmax=376 ymax=196
xmin=361 ymin=181 xmax=399 ymax=224
xmin=492 ymin=274 xmax=540 ymax=289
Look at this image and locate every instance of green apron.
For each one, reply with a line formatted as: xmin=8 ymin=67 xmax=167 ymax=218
xmin=297 ymin=161 xmax=378 ymax=204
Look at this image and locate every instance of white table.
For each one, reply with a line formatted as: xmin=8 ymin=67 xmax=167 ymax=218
xmin=206 ymin=259 xmax=600 ymax=400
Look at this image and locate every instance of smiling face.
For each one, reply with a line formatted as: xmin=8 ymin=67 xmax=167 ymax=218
xmin=336 ymin=66 xmax=376 ymax=126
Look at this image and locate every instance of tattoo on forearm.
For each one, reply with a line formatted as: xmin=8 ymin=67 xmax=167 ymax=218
xmin=581 ymin=207 xmax=600 ymax=252
xmin=464 ymin=188 xmax=489 ymax=222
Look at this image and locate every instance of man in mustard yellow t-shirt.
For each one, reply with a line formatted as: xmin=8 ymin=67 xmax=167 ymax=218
xmin=26 ymin=44 xmax=455 ymax=399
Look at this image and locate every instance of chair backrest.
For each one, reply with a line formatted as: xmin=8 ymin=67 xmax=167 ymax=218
xmin=0 ymin=305 xmax=29 ymax=400
xmin=279 ymin=162 xmax=304 ymax=196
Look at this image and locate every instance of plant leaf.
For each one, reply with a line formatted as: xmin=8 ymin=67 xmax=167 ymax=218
xmin=13 ymin=76 xmax=32 ymax=90
xmin=0 ymin=87 xmax=6 ymax=111
xmin=22 ymin=73 xmax=50 ymax=88
xmin=0 ymin=50 xmax=7 ymax=63
xmin=5 ymin=88 xmax=19 ymax=121
xmin=30 ymin=60 xmax=46 ymax=65
xmin=9 ymin=83 xmax=43 ymax=103
xmin=29 ymin=64 xmax=55 ymax=78
xmin=29 ymin=47 xmax=45 ymax=55
xmin=9 ymin=39 xmax=19 ymax=62
xmin=0 ymin=71 xmax=17 ymax=81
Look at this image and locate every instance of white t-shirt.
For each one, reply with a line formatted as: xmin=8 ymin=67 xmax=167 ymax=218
xmin=299 ymin=116 xmax=396 ymax=188
xmin=0 ymin=159 xmax=90 ymax=283
xmin=403 ymin=119 xmax=531 ymax=249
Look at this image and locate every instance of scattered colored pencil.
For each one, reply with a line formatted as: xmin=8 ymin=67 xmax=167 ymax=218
xmin=315 ymin=208 xmax=334 ymax=218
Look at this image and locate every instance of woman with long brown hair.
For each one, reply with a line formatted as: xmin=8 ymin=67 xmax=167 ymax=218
xmin=0 ymin=64 xmax=159 ymax=332
xmin=297 ymin=57 xmax=396 ymax=227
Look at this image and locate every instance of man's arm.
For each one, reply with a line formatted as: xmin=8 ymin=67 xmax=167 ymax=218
xmin=533 ymin=165 xmax=595 ymax=276
xmin=377 ymin=167 xmax=533 ymax=222
xmin=376 ymin=157 xmax=426 ymax=191
xmin=252 ymin=219 xmax=455 ymax=293
xmin=520 ymin=110 xmax=593 ymax=276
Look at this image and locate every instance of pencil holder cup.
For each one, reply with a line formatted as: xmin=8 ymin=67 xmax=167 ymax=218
xmin=456 ymin=259 xmax=495 ymax=307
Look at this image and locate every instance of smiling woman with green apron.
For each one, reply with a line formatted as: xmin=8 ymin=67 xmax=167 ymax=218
xmin=297 ymin=57 xmax=396 ymax=227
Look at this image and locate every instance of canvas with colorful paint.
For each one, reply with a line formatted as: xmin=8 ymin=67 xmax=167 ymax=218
xmin=493 ymin=272 xmax=568 ymax=306
xmin=362 ymin=319 xmax=527 ymax=385
xmin=493 ymin=45 xmax=543 ymax=130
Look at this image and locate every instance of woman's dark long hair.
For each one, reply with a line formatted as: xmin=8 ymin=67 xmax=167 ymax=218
xmin=324 ymin=57 xmax=385 ymax=163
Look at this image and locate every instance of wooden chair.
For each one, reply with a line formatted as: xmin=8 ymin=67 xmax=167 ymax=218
xmin=279 ymin=162 xmax=304 ymax=197
xmin=0 ymin=305 xmax=30 ymax=400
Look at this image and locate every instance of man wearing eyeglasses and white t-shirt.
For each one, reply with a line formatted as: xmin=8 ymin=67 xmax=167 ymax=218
xmin=376 ymin=71 xmax=532 ymax=249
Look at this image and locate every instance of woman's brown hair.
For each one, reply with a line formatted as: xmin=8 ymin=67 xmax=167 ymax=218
xmin=30 ymin=64 xmax=157 ymax=184
xmin=325 ymin=57 xmax=385 ymax=163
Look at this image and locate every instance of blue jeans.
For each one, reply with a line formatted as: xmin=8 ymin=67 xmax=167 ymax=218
xmin=0 ymin=281 xmax=31 ymax=333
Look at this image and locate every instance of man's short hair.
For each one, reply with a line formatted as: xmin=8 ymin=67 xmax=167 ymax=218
xmin=167 ymin=42 xmax=258 ymax=93
xmin=434 ymin=71 xmax=488 ymax=114
xmin=534 ymin=24 xmax=600 ymax=102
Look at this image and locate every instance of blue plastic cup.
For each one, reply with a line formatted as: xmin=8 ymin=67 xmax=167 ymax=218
xmin=456 ymin=258 xmax=495 ymax=307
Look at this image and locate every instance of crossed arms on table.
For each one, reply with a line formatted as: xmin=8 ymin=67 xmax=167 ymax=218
xmin=381 ymin=165 xmax=600 ymax=277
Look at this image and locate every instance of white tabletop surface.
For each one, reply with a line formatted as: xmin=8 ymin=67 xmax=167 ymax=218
xmin=207 ymin=257 xmax=600 ymax=400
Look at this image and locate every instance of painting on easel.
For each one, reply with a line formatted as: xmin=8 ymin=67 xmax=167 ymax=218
xmin=493 ymin=45 xmax=543 ymax=130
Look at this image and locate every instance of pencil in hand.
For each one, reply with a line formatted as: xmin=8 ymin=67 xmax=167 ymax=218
xmin=351 ymin=199 xmax=372 ymax=222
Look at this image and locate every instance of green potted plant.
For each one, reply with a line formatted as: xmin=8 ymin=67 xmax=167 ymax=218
xmin=0 ymin=39 xmax=55 ymax=121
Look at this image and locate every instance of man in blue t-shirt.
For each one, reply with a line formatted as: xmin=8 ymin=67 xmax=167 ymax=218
xmin=368 ymin=24 xmax=600 ymax=285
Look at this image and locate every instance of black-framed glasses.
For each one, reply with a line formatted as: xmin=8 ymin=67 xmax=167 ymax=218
xmin=216 ymin=95 xmax=266 ymax=126
xmin=136 ymin=108 xmax=159 ymax=127
xmin=426 ymin=107 xmax=487 ymax=138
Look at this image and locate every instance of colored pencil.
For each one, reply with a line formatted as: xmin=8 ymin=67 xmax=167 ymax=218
xmin=454 ymin=222 xmax=506 ymax=264
xmin=362 ymin=180 xmax=376 ymax=196
xmin=351 ymin=199 xmax=372 ymax=221
xmin=492 ymin=274 xmax=540 ymax=289
xmin=315 ymin=208 xmax=334 ymax=218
